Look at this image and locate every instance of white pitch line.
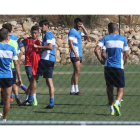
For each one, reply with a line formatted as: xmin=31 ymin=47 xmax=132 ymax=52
xmin=0 ymin=121 xmax=140 ymax=125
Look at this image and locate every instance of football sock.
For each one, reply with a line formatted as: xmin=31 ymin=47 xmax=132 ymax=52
xmin=10 ymin=93 xmax=14 ymax=98
xmin=49 ymin=98 xmax=54 ymax=106
xmin=28 ymin=94 xmax=33 ymax=102
xmin=74 ymin=85 xmax=79 ymax=93
xmin=21 ymin=85 xmax=27 ymax=92
xmin=115 ymin=100 xmax=120 ymax=106
xmin=15 ymin=95 xmax=19 ymax=98
xmin=25 ymin=95 xmax=29 ymax=100
xmin=33 ymin=94 xmax=36 ymax=99
xmin=71 ymin=85 xmax=75 ymax=93
xmin=110 ymin=105 xmax=114 ymax=112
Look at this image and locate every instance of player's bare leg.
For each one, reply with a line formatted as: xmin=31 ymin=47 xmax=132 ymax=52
xmin=106 ymin=86 xmax=114 ymax=105
xmin=70 ymin=61 xmax=82 ymax=95
xmin=116 ymin=88 xmax=124 ymax=102
xmin=2 ymin=86 xmax=12 ymax=120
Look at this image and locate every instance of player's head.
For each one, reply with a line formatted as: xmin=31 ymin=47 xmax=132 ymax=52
xmin=2 ymin=23 xmax=12 ymax=33
xmin=39 ymin=20 xmax=50 ymax=32
xmin=74 ymin=18 xmax=83 ymax=30
xmin=31 ymin=26 xmax=40 ymax=39
xmin=0 ymin=28 xmax=9 ymax=42
xmin=108 ymin=22 xmax=119 ymax=34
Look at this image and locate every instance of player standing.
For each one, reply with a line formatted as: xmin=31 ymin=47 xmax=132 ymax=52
xmin=22 ymin=20 xmax=55 ymax=109
xmin=0 ymin=28 xmax=22 ymax=121
xmin=94 ymin=22 xmax=129 ymax=116
xmin=68 ymin=18 xmax=89 ymax=95
xmin=19 ymin=26 xmax=42 ymax=105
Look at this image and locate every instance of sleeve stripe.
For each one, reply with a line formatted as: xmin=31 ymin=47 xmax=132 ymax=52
xmin=13 ymin=56 xmax=18 ymax=60
xmin=97 ymin=42 xmax=104 ymax=47
xmin=123 ymin=46 xmax=129 ymax=51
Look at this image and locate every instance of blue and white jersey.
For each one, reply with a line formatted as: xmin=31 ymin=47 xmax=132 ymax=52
xmin=9 ymin=34 xmax=20 ymax=54
xmin=41 ymin=31 xmax=55 ymax=62
xmin=98 ymin=34 xmax=129 ymax=69
xmin=68 ymin=28 xmax=84 ymax=57
xmin=0 ymin=43 xmax=18 ymax=78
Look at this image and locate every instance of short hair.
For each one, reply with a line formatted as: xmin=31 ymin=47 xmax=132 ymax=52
xmin=108 ymin=22 xmax=118 ymax=33
xmin=74 ymin=18 xmax=82 ymax=24
xmin=39 ymin=20 xmax=50 ymax=27
xmin=2 ymin=23 xmax=12 ymax=33
xmin=0 ymin=28 xmax=9 ymax=42
xmin=31 ymin=26 xmax=39 ymax=31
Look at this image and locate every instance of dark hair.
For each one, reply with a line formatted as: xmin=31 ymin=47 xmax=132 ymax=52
xmin=0 ymin=28 xmax=9 ymax=42
xmin=74 ymin=18 xmax=82 ymax=24
xmin=39 ymin=20 xmax=50 ymax=27
xmin=108 ymin=22 xmax=118 ymax=33
xmin=2 ymin=23 xmax=12 ymax=33
xmin=31 ymin=26 xmax=39 ymax=31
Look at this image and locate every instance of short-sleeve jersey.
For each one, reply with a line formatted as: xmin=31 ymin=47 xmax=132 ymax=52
xmin=41 ymin=31 xmax=55 ymax=62
xmin=0 ymin=43 xmax=18 ymax=78
xmin=68 ymin=28 xmax=84 ymax=57
xmin=97 ymin=34 xmax=129 ymax=69
xmin=8 ymin=39 xmax=19 ymax=69
xmin=19 ymin=38 xmax=41 ymax=75
xmin=9 ymin=34 xmax=20 ymax=54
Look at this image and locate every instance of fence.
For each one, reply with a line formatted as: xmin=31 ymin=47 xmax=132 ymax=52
xmin=0 ymin=15 xmax=140 ymax=125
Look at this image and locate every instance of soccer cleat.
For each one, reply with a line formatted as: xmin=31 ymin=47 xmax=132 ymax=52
xmin=20 ymin=100 xmax=32 ymax=106
xmin=114 ymin=104 xmax=121 ymax=116
xmin=45 ymin=105 xmax=54 ymax=109
xmin=70 ymin=92 xmax=75 ymax=95
xmin=119 ymin=101 xmax=121 ymax=107
xmin=0 ymin=112 xmax=2 ymax=118
xmin=75 ymin=91 xmax=83 ymax=96
xmin=32 ymin=99 xmax=38 ymax=106
xmin=0 ymin=100 xmax=5 ymax=105
xmin=110 ymin=111 xmax=115 ymax=116
xmin=10 ymin=98 xmax=14 ymax=102
xmin=15 ymin=98 xmax=22 ymax=106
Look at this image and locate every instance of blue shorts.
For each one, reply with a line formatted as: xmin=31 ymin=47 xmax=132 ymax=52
xmin=12 ymin=69 xmax=16 ymax=84
xmin=71 ymin=57 xmax=82 ymax=63
xmin=0 ymin=78 xmax=13 ymax=88
xmin=37 ymin=59 xmax=55 ymax=78
xmin=104 ymin=67 xmax=125 ymax=88
xmin=25 ymin=65 xmax=39 ymax=82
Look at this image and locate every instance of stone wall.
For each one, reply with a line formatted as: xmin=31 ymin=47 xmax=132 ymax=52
xmin=1 ymin=18 xmax=140 ymax=65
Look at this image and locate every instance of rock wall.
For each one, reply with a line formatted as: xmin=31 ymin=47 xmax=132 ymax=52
xmin=1 ymin=18 xmax=140 ymax=65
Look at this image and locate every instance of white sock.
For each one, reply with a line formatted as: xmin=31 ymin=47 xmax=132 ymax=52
xmin=110 ymin=105 xmax=114 ymax=112
xmin=33 ymin=94 xmax=36 ymax=99
xmin=71 ymin=85 xmax=75 ymax=93
xmin=3 ymin=119 xmax=6 ymax=122
xmin=25 ymin=95 xmax=29 ymax=100
xmin=74 ymin=85 xmax=79 ymax=93
xmin=115 ymin=100 xmax=120 ymax=106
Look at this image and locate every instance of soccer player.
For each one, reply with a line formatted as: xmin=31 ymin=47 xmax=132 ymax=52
xmin=0 ymin=27 xmax=22 ymax=105
xmin=0 ymin=28 xmax=22 ymax=121
xmin=19 ymin=26 xmax=41 ymax=105
xmin=22 ymin=20 xmax=55 ymax=109
xmin=94 ymin=22 xmax=129 ymax=116
xmin=68 ymin=18 xmax=89 ymax=95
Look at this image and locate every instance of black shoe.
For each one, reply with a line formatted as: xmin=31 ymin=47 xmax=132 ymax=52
xmin=75 ymin=91 xmax=83 ymax=96
xmin=45 ymin=105 xmax=54 ymax=109
xmin=20 ymin=100 xmax=32 ymax=106
xmin=15 ymin=97 xmax=22 ymax=106
xmin=70 ymin=92 xmax=75 ymax=95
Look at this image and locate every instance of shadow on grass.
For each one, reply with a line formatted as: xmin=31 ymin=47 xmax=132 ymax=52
xmin=34 ymin=111 xmax=86 ymax=115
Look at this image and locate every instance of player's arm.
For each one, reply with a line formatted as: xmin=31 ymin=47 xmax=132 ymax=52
xmin=101 ymin=47 xmax=106 ymax=61
xmin=69 ymin=40 xmax=79 ymax=59
xmin=123 ymin=37 xmax=130 ymax=66
xmin=123 ymin=50 xmax=129 ymax=66
xmin=33 ymin=43 xmax=53 ymax=50
xmin=94 ymin=45 xmax=105 ymax=65
xmin=12 ymin=48 xmax=23 ymax=86
xmin=80 ymin=24 xmax=89 ymax=40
